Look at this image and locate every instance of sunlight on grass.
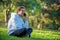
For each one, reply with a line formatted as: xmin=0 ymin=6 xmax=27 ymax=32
xmin=32 ymin=30 xmax=60 ymax=40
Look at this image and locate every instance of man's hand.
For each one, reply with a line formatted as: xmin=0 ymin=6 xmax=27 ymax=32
xmin=23 ymin=16 xmax=28 ymax=20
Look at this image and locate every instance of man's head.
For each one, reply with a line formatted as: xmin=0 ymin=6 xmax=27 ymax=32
xmin=17 ymin=6 xmax=25 ymax=15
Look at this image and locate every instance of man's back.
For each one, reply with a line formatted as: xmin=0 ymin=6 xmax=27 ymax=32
xmin=8 ymin=13 xmax=29 ymax=35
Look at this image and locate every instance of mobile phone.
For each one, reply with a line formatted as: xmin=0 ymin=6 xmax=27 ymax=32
xmin=23 ymin=13 xmax=26 ymax=17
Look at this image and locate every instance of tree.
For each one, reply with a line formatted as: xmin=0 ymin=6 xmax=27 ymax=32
xmin=40 ymin=0 xmax=60 ymax=30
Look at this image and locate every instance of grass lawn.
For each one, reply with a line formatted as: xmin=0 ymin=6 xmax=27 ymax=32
xmin=0 ymin=27 xmax=60 ymax=40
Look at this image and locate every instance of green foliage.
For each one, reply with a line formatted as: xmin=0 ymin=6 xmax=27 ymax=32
xmin=0 ymin=0 xmax=60 ymax=30
xmin=0 ymin=13 xmax=5 ymax=22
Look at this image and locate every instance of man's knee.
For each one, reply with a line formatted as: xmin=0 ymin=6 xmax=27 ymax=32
xmin=28 ymin=28 xmax=33 ymax=32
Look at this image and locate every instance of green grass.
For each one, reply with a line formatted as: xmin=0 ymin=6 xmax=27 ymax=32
xmin=0 ymin=27 xmax=60 ymax=40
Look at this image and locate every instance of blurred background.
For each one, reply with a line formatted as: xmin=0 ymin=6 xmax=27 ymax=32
xmin=0 ymin=0 xmax=60 ymax=30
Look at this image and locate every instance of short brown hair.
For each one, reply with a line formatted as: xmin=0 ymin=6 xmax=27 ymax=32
xmin=17 ymin=6 xmax=25 ymax=13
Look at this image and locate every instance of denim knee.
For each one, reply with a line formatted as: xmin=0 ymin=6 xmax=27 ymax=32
xmin=28 ymin=28 xmax=33 ymax=32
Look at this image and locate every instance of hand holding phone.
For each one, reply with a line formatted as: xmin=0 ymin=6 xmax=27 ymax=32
xmin=23 ymin=13 xmax=28 ymax=20
xmin=23 ymin=13 xmax=26 ymax=17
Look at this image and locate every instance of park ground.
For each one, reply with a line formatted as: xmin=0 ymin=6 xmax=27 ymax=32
xmin=0 ymin=27 xmax=60 ymax=40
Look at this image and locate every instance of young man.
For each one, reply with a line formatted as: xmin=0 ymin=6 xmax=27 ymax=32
xmin=8 ymin=6 xmax=33 ymax=37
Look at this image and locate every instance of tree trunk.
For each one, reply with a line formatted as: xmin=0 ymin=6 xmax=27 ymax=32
xmin=5 ymin=9 xmax=11 ymax=26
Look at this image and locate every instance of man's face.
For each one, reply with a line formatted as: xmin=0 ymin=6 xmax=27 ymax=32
xmin=18 ymin=8 xmax=25 ymax=15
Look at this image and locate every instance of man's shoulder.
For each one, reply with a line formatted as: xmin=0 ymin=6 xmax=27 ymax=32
xmin=11 ymin=12 xmax=16 ymax=16
xmin=11 ymin=12 xmax=18 ymax=18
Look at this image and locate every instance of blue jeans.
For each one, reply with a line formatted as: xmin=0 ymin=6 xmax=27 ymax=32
xmin=10 ymin=28 xmax=33 ymax=37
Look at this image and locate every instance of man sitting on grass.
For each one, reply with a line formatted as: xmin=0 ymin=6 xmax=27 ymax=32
xmin=8 ymin=6 xmax=33 ymax=37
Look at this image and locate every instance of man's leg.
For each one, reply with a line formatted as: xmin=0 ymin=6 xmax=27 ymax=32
xmin=26 ymin=28 xmax=33 ymax=37
xmin=10 ymin=28 xmax=26 ymax=37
